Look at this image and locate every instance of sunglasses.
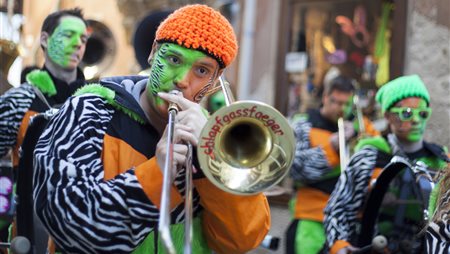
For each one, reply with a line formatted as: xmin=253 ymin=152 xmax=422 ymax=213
xmin=389 ymin=107 xmax=432 ymax=121
xmin=329 ymin=96 xmax=353 ymax=107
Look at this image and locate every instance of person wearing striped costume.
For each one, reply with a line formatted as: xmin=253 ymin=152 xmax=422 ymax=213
xmin=286 ymin=76 xmax=380 ymax=254
xmin=323 ymin=75 xmax=449 ymax=254
xmin=0 ymin=8 xmax=88 ymax=247
xmin=426 ymin=165 xmax=450 ymax=253
xmin=33 ymin=4 xmax=270 ymax=254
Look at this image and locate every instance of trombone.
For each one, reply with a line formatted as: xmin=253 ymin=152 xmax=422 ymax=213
xmin=337 ymin=91 xmax=368 ymax=171
xmin=158 ymin=77 xmax=296 ymax=253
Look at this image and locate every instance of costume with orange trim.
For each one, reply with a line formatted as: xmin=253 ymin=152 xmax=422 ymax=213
xmin=33 ymin=4 xmax=269 ymax=254
xmin=286 ymin=107 xmax=379 ymax=254
xmin=0 ymin=67 xmax=85 ymax=167
xmin=426 ymin=165 xmax=450 ymax=253
xmin=1 ymin=8 xmax=88 ymax=251
xmin=323 ymin=75 xmax=449 ymax=254
xmin=324 ymin=135 xmax=448 ymax=254
xmin=0 ymin=66 xmax=85 ymax=245
xmin=33 ymin=77 xmax=269 ymax=254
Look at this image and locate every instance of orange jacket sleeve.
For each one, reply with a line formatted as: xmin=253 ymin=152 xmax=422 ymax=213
xmin=194 ymin=178 xmax=270 ymax=254
xmin=310 ymin=128 xmax=340 ymax=168
xmin=362 ymin=116 xmax=381 ymax=137
xmin=330 ymin=240 xmax=351 ymax=254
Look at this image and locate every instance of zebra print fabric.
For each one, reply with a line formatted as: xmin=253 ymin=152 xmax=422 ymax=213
xmin=426 ymin=188 xmax=450 ymax=253
xmin=0 ymin=84 xmax=35 ymax=157
xmin=33 ymin=94 xmax=199 ymax=253
xmin=323 ymin=147 xmax=378 ymax=250
xmin=290 ymin=118 xmax=334 ymax=182
xmin=426 ymin=221 xmax=450 ymax=254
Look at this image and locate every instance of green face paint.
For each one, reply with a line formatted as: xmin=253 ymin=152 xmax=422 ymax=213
xmin=406 ymin=100 xmax=430 ymax=142
xmin=147 ymin=43 xmax=209 ymax=105
xmin=391 ymin=100 xmax=430 ymax=142
xmin=342 ymin=95 xmax=354 ymax=119
xmin=209 ymin=91 xmax=226 ymax=113
xmin=47 ymin=16 xmax=87 ymax=68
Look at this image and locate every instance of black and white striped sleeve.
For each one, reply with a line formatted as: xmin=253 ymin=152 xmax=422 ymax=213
xmin=426 ymin=221 xmax=450 ymax=254
xmin=0 ymin=85 xmax=34 ymax=157
xmin=33 ymin=95 xmax=160 ymax=253
xmin=290 ymin=119 xmax=332 ymax=182
xmin=426 ymin=189 xmax=450 ymax=254
xmin=323 ymin=147 xmax=378 ymax=249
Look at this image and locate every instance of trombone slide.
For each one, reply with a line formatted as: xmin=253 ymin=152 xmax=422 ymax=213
xmin=158 ymin=104 xmax=177 ymax=254
xmin=337 ymin=117 xmax=348 ymax=171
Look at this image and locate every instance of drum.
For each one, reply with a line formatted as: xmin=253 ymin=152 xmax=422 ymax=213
xmin=358 ymin=156 xmax=434 ymax=254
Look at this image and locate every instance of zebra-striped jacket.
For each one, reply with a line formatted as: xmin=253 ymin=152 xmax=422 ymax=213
xmin=289 ymin=109 xmax=379 ymax=222
xmin=426 ymin=188 xmax=450 ymax=254
xmin=33 ymin=75 xmax=270 ymax=254
xmin=0 ymin=67 xmax=85 ymax=166
xmin=323 ymin=135 xmax=449 ymax=254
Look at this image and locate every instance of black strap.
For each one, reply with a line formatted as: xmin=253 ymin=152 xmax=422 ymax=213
xmin=154 ymin=224 xmax=159 ymax=254
xmin=358 ymin=157 xmax=432 ymax=250
xmin=30 ymin=85 xmax=52 ymax=110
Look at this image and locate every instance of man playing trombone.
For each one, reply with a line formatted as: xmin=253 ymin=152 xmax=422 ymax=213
xmin=286 ymin=76 xmax=380 ymax=254
xmin=33 ymin=4 xmax=270 ymax=254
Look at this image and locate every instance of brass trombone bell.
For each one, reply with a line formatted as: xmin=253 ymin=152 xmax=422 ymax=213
xmin=198 ymin=101 xmax=295 ymax=195
xmin=0 ymin=39 xmax=20 ymax=77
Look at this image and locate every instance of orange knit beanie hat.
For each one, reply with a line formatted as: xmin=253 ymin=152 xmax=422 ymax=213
xmin=155 ymin=4 xmax=238 ymax=68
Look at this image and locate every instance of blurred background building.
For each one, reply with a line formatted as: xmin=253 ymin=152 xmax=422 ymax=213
xmin=1 ymin=0 xmax=449 ymax=253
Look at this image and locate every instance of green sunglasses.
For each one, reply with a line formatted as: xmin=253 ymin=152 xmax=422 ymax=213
xmin=389 ymin=107 xmax=432 ymax=121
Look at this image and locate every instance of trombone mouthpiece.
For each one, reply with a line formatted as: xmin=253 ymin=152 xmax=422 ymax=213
xmin=168 ymin=103 xmax=178 ymax=113
xmin=168 ymin=90 xmax=180 ymax=113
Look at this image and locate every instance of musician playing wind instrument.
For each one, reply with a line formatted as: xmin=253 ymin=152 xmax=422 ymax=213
xmin=324 ymin=75 xmax=449 ymax=254
xmin=286 ymin=76 xmax=379 ymax=254
xmin=33 ymin=5 xmax=269 ymax=254
xmin=0 ymin=8 xmax=88 ymax=247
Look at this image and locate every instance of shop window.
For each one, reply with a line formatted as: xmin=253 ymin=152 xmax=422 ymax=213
xmin=286 ymin=0 xmax=397 ymax=120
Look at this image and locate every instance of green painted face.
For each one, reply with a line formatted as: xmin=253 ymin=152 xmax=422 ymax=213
xmin=147 ymin=43 xmax=210 ymax=105
xmin=342 ymin=95 xmax=354 ymax=119
xmin=405 ymin=100 xmax=430 ymax=142
xmin=209 ymin=91 xmax=226 ymax=113
xmin=47 ymin=16 xmax=87 ymax=67
xmin=390 ymin=100 xmax=430 ymax=142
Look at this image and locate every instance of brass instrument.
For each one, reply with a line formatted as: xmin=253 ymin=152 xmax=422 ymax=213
xmin=197 ymin=78 xmax=296 ymax=194
xmin=80 ymin=20 xmax=117 ymax=81
xmin=353 ymin=94 xmax=365 ymax=135
xmin=0 ymin=39 xmax=19 ymax=76
xmin=159 ymin=77 xmax=295 ymax=253
xmin=159 ymin=91 xmax=184 ymax=254
xmin=0 ymin=38 xmax=20 ymax=94
xmin=1 ymin=0 xmax=21 ymax=94
xmin=338 ymin=90 xmax=367 ymax=171
xmin=337 ymin=117 xmax=348 ymax=171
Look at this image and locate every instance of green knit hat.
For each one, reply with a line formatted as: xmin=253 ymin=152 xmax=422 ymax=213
xmin=375 ymin=75 xmax=430 ymax=113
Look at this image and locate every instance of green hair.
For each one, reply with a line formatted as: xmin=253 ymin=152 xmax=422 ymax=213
xmin=74 ymin=84 xmax=146 ymax=124
xmin=26 ymin=70 xmax=57 ymax=96
xmin=354 ymin=136 xmax=391 ymax=154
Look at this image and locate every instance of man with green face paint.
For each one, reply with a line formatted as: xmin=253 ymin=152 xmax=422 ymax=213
xmin=286 ymin=75 xmax=380 ymax=254
xmin=46 ymin=16 xmax=87 ymax=69
xmin=324 ymin=75 xmax=449 ymax=254
xmin=33 ymin=4 xmax=270 ymax=254
xmin=0 ymin=8 xmax=88 ymax=248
